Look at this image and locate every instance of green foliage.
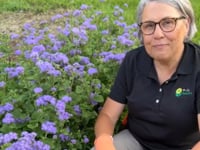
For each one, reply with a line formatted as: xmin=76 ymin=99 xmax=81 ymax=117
xmin=0 ymin=0 xmax=199 ymax=149
xmin=0 ymin=2 xmax=138 ymax=149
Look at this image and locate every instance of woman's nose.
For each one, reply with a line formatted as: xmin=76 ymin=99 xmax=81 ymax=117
xmin=153 ymin=24 xmax=164 ymax=37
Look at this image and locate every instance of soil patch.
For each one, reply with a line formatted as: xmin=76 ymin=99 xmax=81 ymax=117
xmin=0 ymin=9 xmax=67 ymax=35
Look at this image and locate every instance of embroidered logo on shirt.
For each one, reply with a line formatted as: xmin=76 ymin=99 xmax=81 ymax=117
xmin=175 ymin=88 xmax=192 ymax=97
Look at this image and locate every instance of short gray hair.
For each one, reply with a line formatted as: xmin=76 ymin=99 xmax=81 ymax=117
xmin=136 ymin=0 xmax=197 ymax=44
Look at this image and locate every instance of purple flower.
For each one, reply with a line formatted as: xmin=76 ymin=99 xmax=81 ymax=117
xmin=34 ymin=141 xmax=51 ymax=150
xmin=41 ymin=121 xmax=57 ymax=134
xmin=82 ymin=19 xmax=97 ymax=30
xmin=0 ymin=103 xmax=14 ymax=115
xmin=64 ymin=63 xmax=85 ymax=77
xmin=36 ymin=61 xmax=52 ymax=73
xmin=0 ymin=132 xmax=18 ymax=145
xmin=95 ymin=11 xmax=102 ymax=15
xmin=80 ymin=4 xmax=89 ymax=10
xmin=4 ymin=103 xmax=14 ymax=112
xmin=83 ymin=136 xmax=89 ymax=143
xmin=61 ymin=96 xmax=72 ymax=103
xmin=0 ymin=81 xmax=5 ymax=88
xmin=51 ymin=87 xmax=57 ymax=92
xmin=102 ymin=17 xmax=109 ymax=22
xmin=73 ymin=9 xmax=82 ymax=16
xmin=111 ymin=44 xmax=116 ymax=49
xmin=0 ymin=52 xmax=4 ymax=58
xmin=55 ymin=100 xmax=66 ymax=113
xmin=10 ymin=33 xmax=19 ymax=39
xmin=117 ymin=35 xmax=134 ymax=46
xmin=14 ymin=49 xmax=22 ymax=56
xmin=2 ymin=113 xmax=15 ymax=124
xmin=72 ymin=27 xmax=88 ymax=41
xmin=34 ymin=87 xmax=43 ymax=94
xmin=73 ymin=105 xmax=81 ymax=115
xmin=69 ymin=49 xmax=82 ymax=56
xmin=50 ymin=52 xmax=69 ymax=64
xmin=36 ymin=95 xmax=56 ymax=106
xmin=51 ymin=14 xmax=63 ymax=22
xmin=114 ymin=20 xmax=127 ymax=28
xmin=80 ymin=56 xmax=90 ymax=65
xmin=4 ymin=66 xmax=24 ymax=78
xmin=71 ymin=139 xmax=77 ymax=144
xmin=101 ymin=30 xmax=109 ymax=35
xmin=6 ymin=131 xmax=50 ymax=150
xmin=59 ymin=134 xmax=70 ymax=142
xmin=36 ymin=60 xmax=61 ymax=76
xmin=32 ymin=44 xmax=46 ymax=53
xmin=57 ymin=111 xmax=72 ymax=121
xmin=88 ymin=67 xmax=98 ymax=75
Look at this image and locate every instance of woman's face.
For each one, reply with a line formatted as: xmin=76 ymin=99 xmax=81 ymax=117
xmin=141 ymin=2 xmax=189 ymax=62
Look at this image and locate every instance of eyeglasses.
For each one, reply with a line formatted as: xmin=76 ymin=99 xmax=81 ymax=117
xmin=138 ymin=16 xmax=186 ymax=35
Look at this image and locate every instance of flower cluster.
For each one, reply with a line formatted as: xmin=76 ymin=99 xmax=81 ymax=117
xmin=0 ymin=2 xmax=139 ymax=150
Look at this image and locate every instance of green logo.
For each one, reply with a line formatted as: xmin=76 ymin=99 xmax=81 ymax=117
xmin=175 ymin=88 xmax=192 ymax=97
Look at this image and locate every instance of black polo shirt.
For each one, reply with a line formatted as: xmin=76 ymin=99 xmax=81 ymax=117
xmin=109 ymin=42 xmax=200 ymax=150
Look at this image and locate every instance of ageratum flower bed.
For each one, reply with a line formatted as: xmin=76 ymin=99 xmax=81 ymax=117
xmin=0 ymin=2 xmax=138 ymax=150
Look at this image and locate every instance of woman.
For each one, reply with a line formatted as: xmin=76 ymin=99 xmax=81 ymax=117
xmin=92 ymin=0 xmax=200 ymax=149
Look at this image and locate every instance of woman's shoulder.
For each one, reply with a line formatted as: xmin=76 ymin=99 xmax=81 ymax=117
xmin=125 ymin=45 xmax=146 ymax=59
xmin=186 ymin=41 xmax=200 ymax=52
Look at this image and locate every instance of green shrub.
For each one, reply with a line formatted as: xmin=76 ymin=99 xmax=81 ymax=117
xmin=0 ymin=2 xmax=138 ymax=149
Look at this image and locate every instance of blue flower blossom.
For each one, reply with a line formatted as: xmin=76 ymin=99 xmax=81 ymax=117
xmin=73 ymin=105 xmax=82 ymax=115
xmin=2 ymin=113 xmax=15 ymax=124
xmin=73 ymin=9 xmax=82 ymax=16
xmin=61 ymin=96 xmax=72 ymax=103
xmin=4 ymin=66 xmax=24 ymax=78
xmin=51 ymin=14 xmax=63 ymax=22
xmin=14 ymin=50 xmax=22 ymax=56
xmin=0 ymin=132 xmax=18 ymax=145
xmin=41 ymin=121 xmax=57 ymax=134
xmin=83 ymin=135 xmax=89 ymax=143
xmin=0 ymin=103 xmax=14 ymax=115
xmin=33 ymin=87 xmax=43 ymax=94
xmin=36 ymin=95 xmax=56 ymax=106
xmin=80 ymin=4 xmax=89 ymax=10
xmin=88 ymin=67 xmax=98 ymax=75
xmin=0 ymin=81 xmax=5 ymax=88
xmin=10 ymin=33 xmax=19 ymax=39
xmin=5 ymin=132 xmax=50 ymax=150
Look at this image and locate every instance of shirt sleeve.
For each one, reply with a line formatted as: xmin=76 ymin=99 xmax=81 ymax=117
xmin=109 ymin=51 xmax=135 ymax=104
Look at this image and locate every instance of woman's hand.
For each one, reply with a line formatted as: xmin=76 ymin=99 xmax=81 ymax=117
xmin=94 ymin=134 xmax=116 ymax=150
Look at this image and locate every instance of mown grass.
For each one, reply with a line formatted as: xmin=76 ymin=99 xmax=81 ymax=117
xmin=0 ymin=0 xmax=199 ymax=42
xmin=0 ymin=0 xmax=138 ymax=24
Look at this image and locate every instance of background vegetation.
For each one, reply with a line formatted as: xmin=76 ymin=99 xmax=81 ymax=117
xmin=0 ymin=0 xmax=199 ymax=150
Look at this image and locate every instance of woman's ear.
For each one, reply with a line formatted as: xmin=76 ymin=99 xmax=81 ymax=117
xmin=183 ymin=16 xmax=190 ymax=41
xmin=185 ymin=16 xmax=190 ymax=35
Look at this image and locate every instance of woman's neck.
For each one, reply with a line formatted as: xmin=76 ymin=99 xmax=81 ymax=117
xmin=154 ymin=55 xmax=182 ymax=84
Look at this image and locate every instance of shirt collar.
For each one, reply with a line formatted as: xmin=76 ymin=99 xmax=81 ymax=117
xmin=176 ymin=42 xmax=194 ymax=75
xmin=138 ymin=42 xmax=195 ymax=78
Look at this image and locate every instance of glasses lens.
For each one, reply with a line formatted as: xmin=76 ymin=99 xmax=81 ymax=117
xmin=160 ymin=18 xmax=175 ymax=32
xmin=141 ymin=22 xmax=155 ymax=35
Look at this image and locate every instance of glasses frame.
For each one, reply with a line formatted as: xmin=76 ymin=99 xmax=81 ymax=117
xmin=138 ymin=16 xmax=186 ymax=35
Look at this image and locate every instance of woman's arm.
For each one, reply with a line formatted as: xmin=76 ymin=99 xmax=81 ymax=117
xmin=95 ymin=97 xmax=125 ymax=137
xmin=94 ymin=97 xmax=125 ymax=150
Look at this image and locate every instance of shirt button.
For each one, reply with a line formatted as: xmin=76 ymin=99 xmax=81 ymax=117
xmin=165 ymin=80 xmax=169 ymax=84
xmin=159 ymin=88 xmax=162 ymax=92
xmin=155 ymin=99 xmax=160 ymax=103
